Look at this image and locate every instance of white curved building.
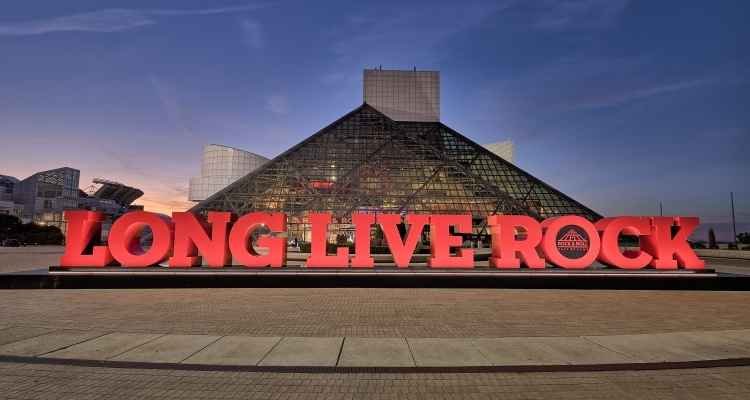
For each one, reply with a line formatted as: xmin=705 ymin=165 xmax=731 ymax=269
xmin=189 ymin=144 xmax=269 ymax=202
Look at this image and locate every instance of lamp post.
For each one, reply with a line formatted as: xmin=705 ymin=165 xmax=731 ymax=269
xmin=731 ymin=192 xmax=737 ymax=247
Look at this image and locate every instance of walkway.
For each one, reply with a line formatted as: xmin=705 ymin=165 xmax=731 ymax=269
xmin=2 ymin=327 xmax=750 ymax=369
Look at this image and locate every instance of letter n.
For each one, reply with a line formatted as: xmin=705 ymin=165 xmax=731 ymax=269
xmin=169 ymin=212 xmax=232 ymax=268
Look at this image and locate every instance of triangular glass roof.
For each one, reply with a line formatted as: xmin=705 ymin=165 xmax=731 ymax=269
xmin=193 ymin=104 xmax=600 ymax=237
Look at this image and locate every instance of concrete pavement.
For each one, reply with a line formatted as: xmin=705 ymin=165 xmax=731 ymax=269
xmin=2 ymin=327 xmax=750 ymax=368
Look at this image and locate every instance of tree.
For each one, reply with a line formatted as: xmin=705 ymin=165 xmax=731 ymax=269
xmin=18 ymin=223 xmax=63 ymax=245
xmin=372 ymin=225 xmax=385 ymax=246
xmin=0 ymin=215 xmax=64 ymax=245
xmin=0 ymin=214 xmax=22 ymax=241
xmin=708 ymin=228 xmax=718 ymax=249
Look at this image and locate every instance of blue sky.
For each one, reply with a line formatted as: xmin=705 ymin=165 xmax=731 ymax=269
xmin=0 ymin=0 xmax=748 ymax=240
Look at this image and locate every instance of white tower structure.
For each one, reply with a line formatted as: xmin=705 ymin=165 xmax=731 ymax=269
xmin=189 ymin=144 xmax=269 ymax=202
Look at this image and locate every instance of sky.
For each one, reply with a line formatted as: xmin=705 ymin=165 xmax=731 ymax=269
xmin=0 ymin=0 xmax=748 ymax=241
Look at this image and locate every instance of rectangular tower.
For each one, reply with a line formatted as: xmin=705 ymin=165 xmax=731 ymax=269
xmin=363 ymin=68 xmax=440 ymax=122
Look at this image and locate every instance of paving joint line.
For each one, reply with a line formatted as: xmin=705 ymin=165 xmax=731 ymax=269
xmin=106 ymin=333 xmax=169 ymax=360
xmin=177 ymin=335 xmax=224 ymax=364
xmin=35 ymin=331 xmax=113 ymax=357
xmin=0 ymin=327 xmax=66 ymax=348
xmin=404 ymin=338 xmax=417 ymax=366
xmin=334 ymin=337 xmax=346 ymax=366
xmin=256 ymin=336 xmax=285 ymax=366
xmin=579 ymin=335 xmax=642 ymax=362
xmin=470 ymin=338 xmax=495 ymax=365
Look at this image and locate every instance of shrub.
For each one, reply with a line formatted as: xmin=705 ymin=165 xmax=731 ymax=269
xmin=19 ymin=223 xmax=64 ymax=245
xmin=0 ymin=214 xmax=22 ymax=241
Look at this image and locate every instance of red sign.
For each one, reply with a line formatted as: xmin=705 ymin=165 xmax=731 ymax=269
xmin=60 ymin=211 xmax=705 ymax=270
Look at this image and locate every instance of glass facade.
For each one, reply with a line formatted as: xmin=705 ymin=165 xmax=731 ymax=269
xmin=0 ymin=175 xmax=19 ymax=202
xmin=193 ymin=104 xmax=600 ymax=242
xmin=189 ymin=144 xmax=269 ymax=201
xmin=15 ymin=167 xmax=80 ymax=231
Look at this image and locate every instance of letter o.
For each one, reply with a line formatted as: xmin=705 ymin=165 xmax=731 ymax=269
xmin=541 ymin=216 xmax=600 ymax=269
xmin=108 ymin=212 xmax=173 ymax=267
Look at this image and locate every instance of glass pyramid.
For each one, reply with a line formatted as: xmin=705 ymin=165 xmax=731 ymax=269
xmin=192 ymin=104 xmax=600 ymax=241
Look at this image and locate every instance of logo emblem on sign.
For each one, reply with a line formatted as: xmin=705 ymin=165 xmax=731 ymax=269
xmin=556 ymin=225 xmax=589 ymax=259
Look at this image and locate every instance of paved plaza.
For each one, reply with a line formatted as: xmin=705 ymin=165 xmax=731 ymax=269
xmin=1 ymin=362 xmax=748 ymax=400
xmin=0 ymin=246 xmax=63 ymax=274
xmin=2 ymin=246 xmax=750 ymax=398
xmin=4 ymin=287 xmax=750 ymax=337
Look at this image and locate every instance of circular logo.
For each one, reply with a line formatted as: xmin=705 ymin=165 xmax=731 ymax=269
xmin=555 ymin=225 xmax=590 ymax=259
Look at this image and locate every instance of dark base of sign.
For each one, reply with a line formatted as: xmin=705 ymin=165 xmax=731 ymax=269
xmin=2 ymin=353 xmax=750 ymax=374
xmin=0 ymin=266 xmax=747 ymax=290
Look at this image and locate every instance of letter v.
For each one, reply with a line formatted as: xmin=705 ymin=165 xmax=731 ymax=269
xmin=377 ymin=214 xmax=429 ymax=268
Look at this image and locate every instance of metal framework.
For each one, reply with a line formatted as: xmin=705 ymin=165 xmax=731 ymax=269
xmin=85 ymin=178 xmax=144 ymax=206
xmin=192 ymin=104 xmax=601 ymax=241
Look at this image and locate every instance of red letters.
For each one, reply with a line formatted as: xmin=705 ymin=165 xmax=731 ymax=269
xmin=228 ymin=212 xmax=287 ymax=268
xmin=596 ymin=217 xmax=653 ymax=269
xmin=350 ymin=213 xmax=375 ymax=268
xmin=108 ymin=211 xmax=173 ymax=267
xmin=59 ymin=211 xmax=113 ymax=267
xmin=306 ymin=213 xmax=349 ymax=268
xmin=540 ymin=216 xmax=600 ymax=269
xmin=641 ymin=217 xmax=705 ymax=269
xmin=378 ymin=214 xmax=429 ymax=268
xmin=60 ymin=210 xmax=706 ymax=271
xmin=169 ymin=212 xmax=232 ymax=268
xmin=427 ymin=214 xmax=474 ymax=268
xmin=488 ymin=215 xmax=545 ymax=269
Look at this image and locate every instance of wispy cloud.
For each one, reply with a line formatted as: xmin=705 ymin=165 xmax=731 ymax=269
xmin=266 ymin=94 xmax=289 ymax=115
xmin=332 ymin=2 xmax=508 ymax=62
xmin=321 ymin=2 xmax=509 ymax=87
xmin=149 ymin=4 xmax=268 ymax=17
xmin=240 ymin=18 xmax=264 ymax=49
xmin=0 ymin=4 xmax=268 ymax=36
xmin=323 ymin=0 xmax=626 ymax=87
xmin=148 ymin=76 xmax=197 ymax=139
xmin=573 ymin=77 xmax=716 ymax=109
xmin=531 ymin=0 xmax=629 ymax=31
xmin=469 ymin=56 xmax=730 ymax=138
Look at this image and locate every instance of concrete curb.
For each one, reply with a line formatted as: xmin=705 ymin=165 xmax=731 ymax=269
xmin=2 ymin=328 xmax=750 ymax=370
